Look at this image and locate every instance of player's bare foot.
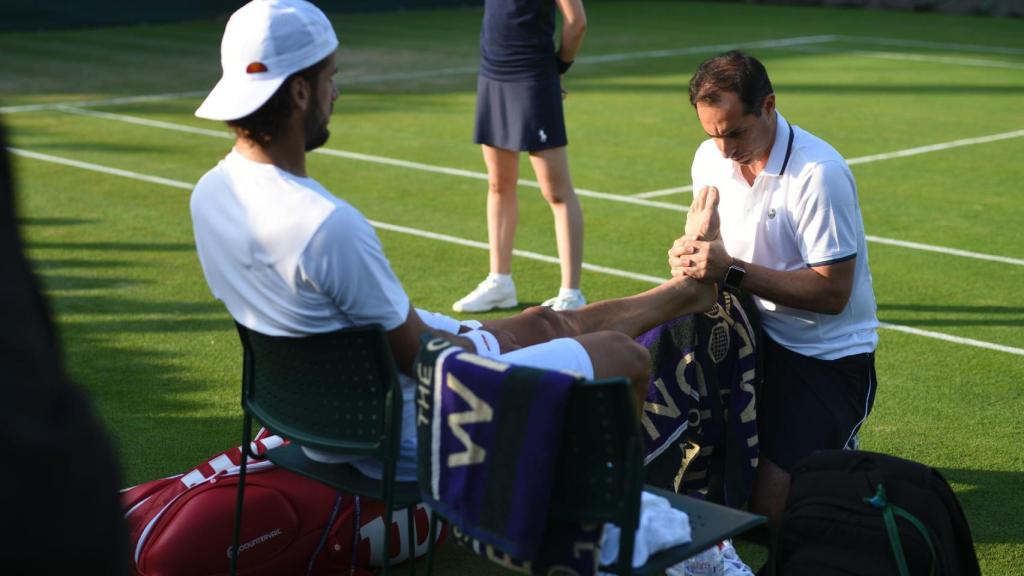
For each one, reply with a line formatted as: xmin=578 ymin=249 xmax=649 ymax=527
xmin=685 ymin=185 xmax=721 ymax=241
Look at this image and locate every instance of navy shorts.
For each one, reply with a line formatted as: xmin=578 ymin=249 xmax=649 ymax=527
xmin=758 ymin=335 xmax=877 ymax=473
xmin=474 ymin=74 xmax=567 ymax=152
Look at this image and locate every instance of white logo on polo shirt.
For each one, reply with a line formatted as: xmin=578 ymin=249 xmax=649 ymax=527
xmin=539 ymin=129 xmax=548 ymax=143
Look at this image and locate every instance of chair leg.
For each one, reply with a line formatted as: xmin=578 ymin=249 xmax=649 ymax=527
xmin=382 ymin=494 xmax=394 ymax=576
xmin=424 ymin=508 xmax=437 ymax=576
xmin=764 ymin=525 xmax=778 ymax=576
xmin=230 ymin=414 xmax=253 ymax=576
xmin=618 ymin=527 xmax=635 ymax=576
xmin=407 ymin=505 xmax=416 ymax=576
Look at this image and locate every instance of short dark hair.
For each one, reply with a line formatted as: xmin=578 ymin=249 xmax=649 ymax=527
xmin=688 ymin=51 xmax=774 ymax=116
xmin=227 ymin=56 xmax=330 ymax=144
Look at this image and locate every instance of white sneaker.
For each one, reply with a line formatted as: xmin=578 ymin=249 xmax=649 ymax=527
xmin=541 ymin=290 xmax=586 ymax=311
xmin=452 ymin=276 xmax=518 ymax=313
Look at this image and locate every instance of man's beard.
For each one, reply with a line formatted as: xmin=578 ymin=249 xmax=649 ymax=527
xmin=303 ymin=91 xmax=330 ymax=152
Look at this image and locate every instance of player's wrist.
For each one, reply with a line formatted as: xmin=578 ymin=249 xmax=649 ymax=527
xmin=555 ymin=53 xmax=573 ymax=74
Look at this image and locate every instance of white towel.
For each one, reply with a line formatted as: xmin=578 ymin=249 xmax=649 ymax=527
xmin=599 ymin=490 xmax=692 ymax=568
xmin=665 ymin=539 xmax=755 ymax=576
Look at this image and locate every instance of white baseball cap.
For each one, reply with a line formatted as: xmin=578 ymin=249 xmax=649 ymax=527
xmin=195 ymin=0 xmax=339 ymax=121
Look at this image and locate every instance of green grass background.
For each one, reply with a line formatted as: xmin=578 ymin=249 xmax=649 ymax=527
xmin=3 ymin=1 xmax=1023 ymax=573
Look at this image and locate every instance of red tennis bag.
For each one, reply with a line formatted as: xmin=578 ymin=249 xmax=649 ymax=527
xmin=122 ymin=431 xmax=440 ymax=576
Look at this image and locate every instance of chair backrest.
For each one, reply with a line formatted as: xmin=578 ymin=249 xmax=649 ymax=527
xmin=551 ymin=378 xmax=645 ymax=528
xmin=414 ymin=336 xmax=647 ymax=571
xmin=236 ymin=322 xmax=401 ymax=460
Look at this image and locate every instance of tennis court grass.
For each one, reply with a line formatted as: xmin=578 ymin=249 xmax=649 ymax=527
xmin=3 ymin=1 xmax=1022 ymax=572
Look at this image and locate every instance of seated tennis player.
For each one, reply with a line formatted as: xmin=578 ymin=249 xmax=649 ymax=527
xmin=189 ymin=0 xmax=718 ymax=480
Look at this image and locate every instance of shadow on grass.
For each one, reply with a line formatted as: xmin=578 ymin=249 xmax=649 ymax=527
xmin=59 ymin=313 xmax=242 ymax=484
xmin=940 ymin=468 xmax=1024 ymax=545
xmin=112 ymin=413 xmax=242 ymax=485
xmin=36 ymin=273 xmax=149 ymax=291
xmin=29 ymin=258 xmax=130 ymax=271
xmin=21 ymin=245 xmax=241 ymax=484
xmin=18 ymin=216 xmax=97 ymax=226
xmin=878 ymin=303 xmax=1024 ymax=329
xmin=50 ymin=294 xmax=223 ymax=316
xmin=27 ymin=240 xmax=194 ymax=251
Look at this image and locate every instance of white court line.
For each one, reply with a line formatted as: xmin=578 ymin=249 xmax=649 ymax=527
xmin=851 ymin=50 xmax=1024 ymax=71
xmin=57 ymin=105 xmax=688 ymax=212
xmin=631 ymin=128 xmax=1024 ymax=198
xmin=8 ymin=148 xmax=194 ymax=190
xmin=6 ymin=147 xmax=660 ymax=285
xmin=9 ymin=145 xmax=1024 ymax=356
xmin=0 ymin=35 xmax=838 ymax=115
xmin=879 ymin=323 xmax=1024 ymax=357
xmin=867 ymin=236 xmax=1024 ymax=267
xmin=4 ymin=33 xmax=1023 ymax=116
xmin=9 ymin=144 xmax=1024 ymax=354
xmin=791 ymin=42 xmax=1024 ymax=70
xmin=53 ymin=106 xmax=1024 ymax=266
xmin=578 ymin=35 xmax=838 ymax=64
xmin=633 ymin=185 xmax=694 ymax=199
xmin=0 ymin=91 xmax=208 ymax=115
xmin=838 ymin=35 xmax=1024 ymax=57
xmin=368 ymin=221 xmax=666 ymax=284
xmin=846 ymin=129 xmax=1024 ymax=165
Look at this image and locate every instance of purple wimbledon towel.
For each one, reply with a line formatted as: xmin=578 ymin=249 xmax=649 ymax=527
xmin=420 ymin=346 xmax=579 ymax=561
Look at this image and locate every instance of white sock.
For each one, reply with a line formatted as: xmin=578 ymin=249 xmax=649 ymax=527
xmin=558 ymin=287 xmax=582 ymax=298
xmin=487 ymin=273 xmax=513 ymax=285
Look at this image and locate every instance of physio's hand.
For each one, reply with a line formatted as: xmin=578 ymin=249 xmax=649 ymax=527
xmin=668 ymin=235 xmax=730 ymax=285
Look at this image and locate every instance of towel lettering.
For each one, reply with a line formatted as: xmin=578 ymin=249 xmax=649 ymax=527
xmin=445 ymin=373 xmax=494 ymax=467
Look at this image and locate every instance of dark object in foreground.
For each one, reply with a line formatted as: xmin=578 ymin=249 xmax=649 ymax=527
xmin=778 ymin=449 xmax=980 ymax=576
xmin=0 ymin=118 xmax=128 ymax=572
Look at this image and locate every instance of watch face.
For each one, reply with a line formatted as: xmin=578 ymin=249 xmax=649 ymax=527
xmin=725 ymin=265 xmax=745 ymax=289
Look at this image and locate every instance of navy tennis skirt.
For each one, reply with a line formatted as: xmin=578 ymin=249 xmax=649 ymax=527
xmin=474 ymin=74 xmax=567 ymax=152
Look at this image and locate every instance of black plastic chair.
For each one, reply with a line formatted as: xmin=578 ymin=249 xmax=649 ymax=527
xmin=230 ymin=322 xmax=420 ymax=576
xmin=418 ymin=342 xmax=770 ymax=576
xmin=554 ymin=379 xmax=769 ymax=574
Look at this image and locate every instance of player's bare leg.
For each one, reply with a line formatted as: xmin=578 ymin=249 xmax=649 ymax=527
xmin=482 ymin=276 xmax=715 ymax=348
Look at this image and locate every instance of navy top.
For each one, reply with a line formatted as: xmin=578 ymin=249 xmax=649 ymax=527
xmin=480 ymin=0 xmax=558 ymax=82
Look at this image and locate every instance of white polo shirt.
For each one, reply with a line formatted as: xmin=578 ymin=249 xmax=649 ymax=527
xmin=691 ymin=111 xmax=878 ymax=360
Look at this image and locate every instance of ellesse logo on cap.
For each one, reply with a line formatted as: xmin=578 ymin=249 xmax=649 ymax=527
xmin=246 ymin=62 xmax=268 ymax=74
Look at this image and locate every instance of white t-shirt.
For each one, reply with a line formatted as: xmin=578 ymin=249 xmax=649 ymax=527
xmin=191 ymin=149 xmax=415 ymax=477
xmin=691 ymin=112 xmax=878 ymax=360
xmin=190 ymin=150 xmax=410 ymax=337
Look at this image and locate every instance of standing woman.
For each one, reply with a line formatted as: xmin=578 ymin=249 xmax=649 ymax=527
xmin=452 ymin=0 xmax=587 ymax=313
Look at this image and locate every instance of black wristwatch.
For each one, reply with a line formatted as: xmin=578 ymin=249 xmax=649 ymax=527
xmin=723 ymin=259 xmax=746 ymax=291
